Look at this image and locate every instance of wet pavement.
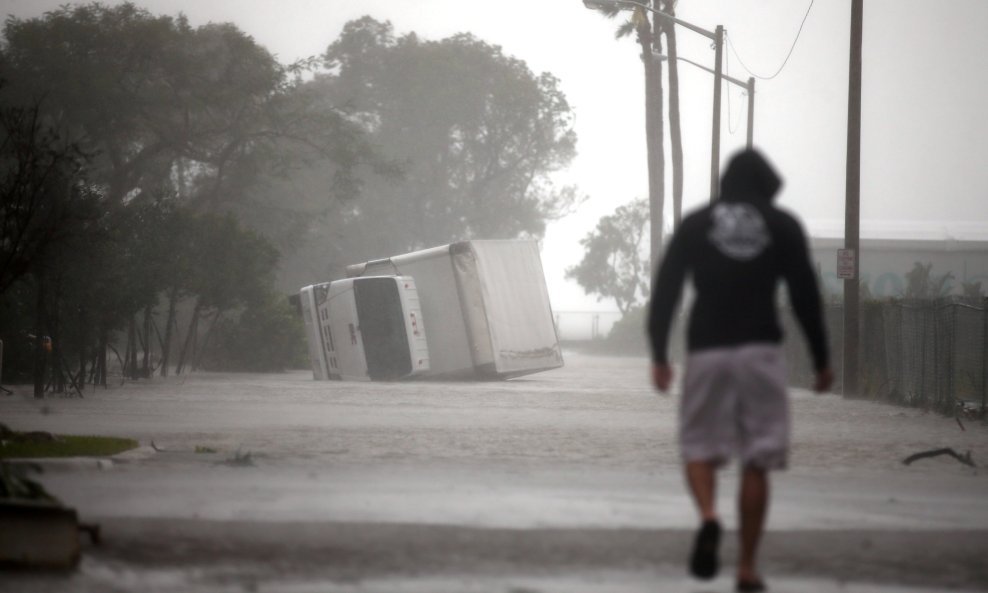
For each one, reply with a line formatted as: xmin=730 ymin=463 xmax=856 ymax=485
xmin=1 ymin=352 xmax=987 ymax=591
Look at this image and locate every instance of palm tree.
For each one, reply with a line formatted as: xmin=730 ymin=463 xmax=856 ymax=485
xmin=661 ymin=0 xmax=684 ymax=229
xmin=598 ymin=3 xmax=665 ymax=271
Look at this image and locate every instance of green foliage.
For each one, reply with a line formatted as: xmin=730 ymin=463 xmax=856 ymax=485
xmin=960 ymin=280 xmax=983 ymax=299
xmin=0 ymin=99 xmax=91 ymax=296
xmin=188 ymin=213 xmax=280 ymax=312
xmin=0 ymin=461 xmax=57 ymax=501
xmin=202 ymin=290 xmax=307 ymax=372
xmin=0 ymin=429 xmax=138 ymax=459
xmin=1 ymin=7 xmax=578 ymax=383
xmin=604 ymin=305 xmax=649 ymax=354
xmin=0 ymin=2 xmax=371 ymax=213
xmin=904 ymin=262 xmax=954 ymax=299
xmin=0 ymin=3 xmax=366 ymax=385
xmin=289 ymin=17 xmax=579 ymax=262
xmin=566 ymin=198 xmax=650 ymax=314
xmin=0 ymin=281 xmax=36 ymax=382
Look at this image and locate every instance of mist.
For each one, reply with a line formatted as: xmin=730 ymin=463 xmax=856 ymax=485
xmin=1 ymin=1 xmax=986 ymax=591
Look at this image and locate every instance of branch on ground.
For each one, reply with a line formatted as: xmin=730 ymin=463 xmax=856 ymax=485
xmin=902 ymin=448 xmax=976 ymax=468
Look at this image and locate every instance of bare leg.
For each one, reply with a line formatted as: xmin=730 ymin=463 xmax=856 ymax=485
xmin=738 ymin=465 xmax=769 ymax=583
xmin=685 ymin=461 xmax=718 ymax=521
xmin=685 ymin=460 xmax=721 ymax=579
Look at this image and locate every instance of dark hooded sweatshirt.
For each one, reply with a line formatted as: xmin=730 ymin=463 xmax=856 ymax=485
xmin=647 ymin=149 xmax=829 ymax=371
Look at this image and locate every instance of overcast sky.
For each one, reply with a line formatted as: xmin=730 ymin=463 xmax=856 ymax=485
xmin=3 ymin=0 xmax=987 ymax=311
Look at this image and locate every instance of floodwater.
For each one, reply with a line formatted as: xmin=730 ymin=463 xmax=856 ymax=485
xmin=1 ymin=352 xmax=986 ymax=592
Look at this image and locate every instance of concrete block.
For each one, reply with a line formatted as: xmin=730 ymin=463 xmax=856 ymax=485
xmin=0 ymin=501 xmax=79 ymax=568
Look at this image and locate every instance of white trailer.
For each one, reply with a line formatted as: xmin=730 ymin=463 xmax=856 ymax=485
xmin=345 ymin=240 xmax=563 ymax=380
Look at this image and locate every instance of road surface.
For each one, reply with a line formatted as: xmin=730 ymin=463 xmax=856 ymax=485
xmin=1 ymin=352 xmax=986 ymax=592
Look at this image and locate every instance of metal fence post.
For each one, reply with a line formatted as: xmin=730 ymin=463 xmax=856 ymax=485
xmin=982 ymin=297 xmax=987 ymax=414
xmin=949 ymin=303 xmax=955 ymax=407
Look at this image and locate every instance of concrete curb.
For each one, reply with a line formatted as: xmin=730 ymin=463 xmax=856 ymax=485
xmin=5 ymin=456 xmax=114 ymax=472
xmin=3 ymin=444 xmax=156 ymax=472
xmin=111 ymin=445 xmax=157 ymax=462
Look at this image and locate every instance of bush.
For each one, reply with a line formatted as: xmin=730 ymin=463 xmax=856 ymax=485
xmin=202 ymin=293 xmax=308 ymax=372
xmin=604 ymin=306 xmax=650 ymax=356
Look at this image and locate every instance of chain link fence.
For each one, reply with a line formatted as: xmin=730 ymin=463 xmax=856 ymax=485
xmin=554 ymin=311 xmax=623 ymax=342
xmin=783 ymin=298 xmax=988 ymax=415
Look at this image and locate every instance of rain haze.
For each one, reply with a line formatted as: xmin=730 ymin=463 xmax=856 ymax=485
xmin=1 ymin=1 xmax=987 ymax=592
xmin=4 ymin=0 xmax=987 ymax=311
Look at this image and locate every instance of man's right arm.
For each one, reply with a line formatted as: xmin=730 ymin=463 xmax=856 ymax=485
xmin=648 ymin=225 xmax=690 ymax=371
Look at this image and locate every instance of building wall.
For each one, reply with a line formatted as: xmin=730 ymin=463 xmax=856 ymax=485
xmin=810 ymin=238 xmax=988 ymax=298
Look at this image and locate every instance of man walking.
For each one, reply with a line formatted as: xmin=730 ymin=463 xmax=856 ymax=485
xmin=648 ymin=149 xmax=833 ymax=592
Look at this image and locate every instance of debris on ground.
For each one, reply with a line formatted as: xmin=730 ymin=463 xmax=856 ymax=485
xmin=219 ymin=449 xmax=255 ymax=467
xmin=902 ymin=447 xmax=976 ymax=468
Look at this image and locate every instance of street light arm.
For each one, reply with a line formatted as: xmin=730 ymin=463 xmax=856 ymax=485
xmin=583 ymin=0 xmax=717 ymax=41
xmin=675 ymin=56 xmax=749 ymax=89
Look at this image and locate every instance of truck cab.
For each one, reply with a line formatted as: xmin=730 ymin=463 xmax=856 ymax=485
xmin=303 ymin=276 xmax=429 ymax=381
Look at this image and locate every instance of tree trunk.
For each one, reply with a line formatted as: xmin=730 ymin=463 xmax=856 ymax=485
xmin=640 ymin=3 xmax=666 ymax=271
xmin=662 ymin=0 xmax=684 ymax=230
xmin=50 ymin=277 xmax=65 ymax=394
xmin=32 ymin=274 xmax=47 ymax=399
xmin=97 ymin=330 xmax=108 ymax=387
xmin=192 ymin=309 xmax=223 ymax=371
xmin=142 ymin=305 xmax=153 ymax=378
xmin=175 ymin=300 xmax=201 ymax=376
xmin=160 ymin=287 xmax=179 ymax=377
xmin=78 ymin=348 xmax=87 ymax=391
xmin=126 ymin=316 xmax=138 ymax=379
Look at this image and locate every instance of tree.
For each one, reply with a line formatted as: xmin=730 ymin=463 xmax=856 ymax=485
xmin=173 ymin=213 xmax=279 ymax=374
xmin=904 ymin=262 xmax=954 ymax=299
xmin=592 ymin=3 xmax=665 ymax=269
xmin=566 ymin=199 xmax=650 ymax=314
xmin=203 ymin=289 xmax=307 ymax=372
xmin=0 ymin=99 xmax=88 ymax=296
xmin=660 ymin=0 xmax=685 ymax=228
xmin=309 ymin=17 xmax=578 ymax=260
xmin=960 ymin=280 xmax=983 ymax=299
xmin=1 ymin=3 xmax=381 ymax=385
xmin=0 ymin=97 xmax=105 ymax=396
xmin=0 ymin=3 xmax=374 ymax=218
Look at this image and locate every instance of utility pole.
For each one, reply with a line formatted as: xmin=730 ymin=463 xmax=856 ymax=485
xmin=843 ymin=0 xmax=863 ymax=398
xmin=673 ymin=56 xmax=754 ymax=151
xmin=710 ymin=25 xmax=724 ymax=201
xmin=746 ymin=76 xmax=755 ymax=149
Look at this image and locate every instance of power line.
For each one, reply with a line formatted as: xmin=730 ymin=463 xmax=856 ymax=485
xmin=726 ymin=0 xmax=815 ymax=81
xmin=726 ymin=46 xmax=738 ymax=134
xmin=725 ymin=44 xmax=746 ymax=135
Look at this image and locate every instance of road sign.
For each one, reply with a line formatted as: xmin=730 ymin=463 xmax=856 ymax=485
xmin=837 ymin=249 xmax=855 ymax=280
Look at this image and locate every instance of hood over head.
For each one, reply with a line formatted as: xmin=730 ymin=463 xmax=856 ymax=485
xmin=719 ymin=148 xmax=783 ymax=202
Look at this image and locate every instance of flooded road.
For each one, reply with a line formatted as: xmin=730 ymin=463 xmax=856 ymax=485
xmin=2 ymin=352 xmax=986 ymax=592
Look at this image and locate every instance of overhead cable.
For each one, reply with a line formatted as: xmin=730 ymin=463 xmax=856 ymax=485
xmin=727 ymin=0 xmax=815 ymax=80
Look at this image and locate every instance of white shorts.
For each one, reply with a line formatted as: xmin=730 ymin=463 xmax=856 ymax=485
xmin=679 ymin=343 xmax=790 ymax=470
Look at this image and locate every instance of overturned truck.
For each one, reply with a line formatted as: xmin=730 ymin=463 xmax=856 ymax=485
xmin=300 ymin=240 xmax=564 ymax=381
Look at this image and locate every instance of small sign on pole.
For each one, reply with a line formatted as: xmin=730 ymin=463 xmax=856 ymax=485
xmin=837 ymin=249 xmax=855 ymax=280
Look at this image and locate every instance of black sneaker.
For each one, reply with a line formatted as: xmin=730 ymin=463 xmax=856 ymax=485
xmin=736 ymin=578 xmax=767 ymax=592
xmin=689 ymin=519 xmax=721 ymax=580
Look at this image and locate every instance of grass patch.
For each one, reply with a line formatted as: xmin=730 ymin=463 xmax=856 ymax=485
xmin=0 ymin=435 xmax=139 ymax=459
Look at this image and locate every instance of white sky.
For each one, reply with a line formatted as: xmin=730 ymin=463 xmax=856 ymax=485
xmin=3 ymin=0 xmax=987 ymax=311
